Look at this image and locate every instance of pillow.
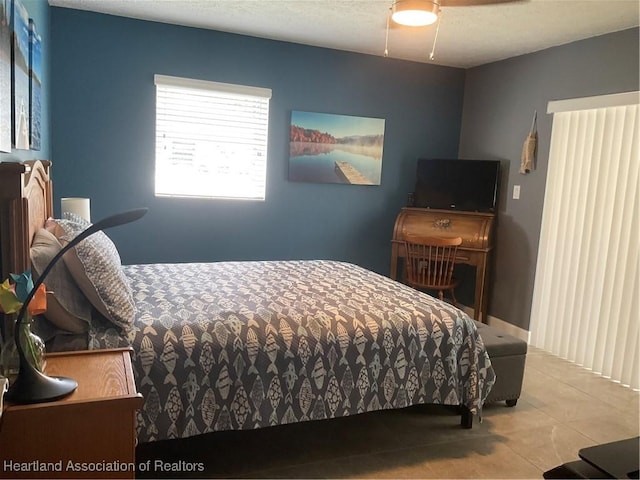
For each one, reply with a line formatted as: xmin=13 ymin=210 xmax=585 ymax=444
xmin=62 ymin=211 xmax=91 ymax=225
xmin=30 ymin=228 xmax=91 ymax=334
xmin=47 ymin=218 xmax=136 ymax=333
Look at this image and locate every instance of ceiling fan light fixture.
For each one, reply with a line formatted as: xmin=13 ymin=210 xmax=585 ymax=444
xmin=391 ymin=0 xmax=440 ymax=27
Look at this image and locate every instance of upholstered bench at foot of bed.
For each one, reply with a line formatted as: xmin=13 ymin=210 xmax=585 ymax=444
xmin=474 ymin=321 xmax=527 ymax=407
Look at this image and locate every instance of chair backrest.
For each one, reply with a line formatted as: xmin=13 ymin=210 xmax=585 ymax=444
xmin=403 ymin=236 xmax=463 ymax=289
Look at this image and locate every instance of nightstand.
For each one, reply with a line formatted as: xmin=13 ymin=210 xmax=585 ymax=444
xmin=0 ymin=348 xmax=143 ymax=479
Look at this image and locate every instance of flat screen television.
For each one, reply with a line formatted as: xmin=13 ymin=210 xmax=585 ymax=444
xmin=413 ymin=159 xmax=500 ymax=212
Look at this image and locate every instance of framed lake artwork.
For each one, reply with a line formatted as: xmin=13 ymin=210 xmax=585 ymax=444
xmin=289 ymin=111 xmax=385 ymax=185
xmin=0 ymin=0 xmax=11 ymax=152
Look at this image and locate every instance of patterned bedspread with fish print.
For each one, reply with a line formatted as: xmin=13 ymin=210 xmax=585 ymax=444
xmin=88 ymin=260 xmax=495 ymax=444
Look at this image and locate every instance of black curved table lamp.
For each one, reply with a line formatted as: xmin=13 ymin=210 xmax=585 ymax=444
xmin=5 ymin=208 xmax=148 ymax=404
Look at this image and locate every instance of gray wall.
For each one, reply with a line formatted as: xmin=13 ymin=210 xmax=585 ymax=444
xmin=458 ymin=28 xmax=639 ymax=330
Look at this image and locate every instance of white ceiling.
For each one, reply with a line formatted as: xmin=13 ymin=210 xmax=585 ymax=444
xmin=48 ymin=0 xmax=640 ymax=68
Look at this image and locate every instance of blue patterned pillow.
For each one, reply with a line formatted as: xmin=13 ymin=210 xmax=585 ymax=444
xmin=50 ymin=218 xmax=135 ymax=334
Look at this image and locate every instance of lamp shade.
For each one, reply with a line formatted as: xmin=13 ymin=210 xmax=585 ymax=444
xmin=61 ymin=197 xmax=91 ymax=222
xmin=392 ymin=0 xmax=440 ymax=26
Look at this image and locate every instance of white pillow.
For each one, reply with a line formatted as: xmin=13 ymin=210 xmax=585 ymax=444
xmin=30 ymin=228 xmax=91 ymax=334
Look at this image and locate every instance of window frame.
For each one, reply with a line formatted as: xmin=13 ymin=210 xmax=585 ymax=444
xmin=154 ymin=74 xmax=272 ymax=201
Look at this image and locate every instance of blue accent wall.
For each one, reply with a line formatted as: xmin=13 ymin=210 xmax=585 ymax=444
xmin=50 ymin=8 xmax=465 ymax=273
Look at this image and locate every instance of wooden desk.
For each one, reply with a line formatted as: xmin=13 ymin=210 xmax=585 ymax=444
xmin=0 ymin=348 xmax=143 ymax=479
xmin=391 ymin=207 xmax=496 ymax=323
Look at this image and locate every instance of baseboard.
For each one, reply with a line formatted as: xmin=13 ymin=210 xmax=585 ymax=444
xmin=460 ymin=305 xmax=529 ymax=342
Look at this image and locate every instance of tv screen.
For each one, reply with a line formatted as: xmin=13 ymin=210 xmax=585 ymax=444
xmin=413 ymin=159 xmax=500 ymax=212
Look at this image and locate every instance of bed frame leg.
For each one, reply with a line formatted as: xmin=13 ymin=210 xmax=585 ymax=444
xmin=460 ymin=405 xmax=473 ymax=429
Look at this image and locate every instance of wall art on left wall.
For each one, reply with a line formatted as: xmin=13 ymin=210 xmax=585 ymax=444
xmin=28 ymin=17 xmax=41 ymax=150
xmin=12 ymin=0 xmax=30 ymax=150
xmin=0 ymin=0 xmax=11 ymax=152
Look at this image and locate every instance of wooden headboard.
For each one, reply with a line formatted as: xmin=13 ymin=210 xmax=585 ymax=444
xmin=0 ymin=160 xmax=53 ymax=338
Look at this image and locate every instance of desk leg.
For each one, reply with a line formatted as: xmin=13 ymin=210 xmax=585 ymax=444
xmin=480 ymin=259 xmax=491 ymax=324
xmin=474 ymin=257 xmax=489 ymax=323
xmin=390 ymin=242 xmax=399 ymax=281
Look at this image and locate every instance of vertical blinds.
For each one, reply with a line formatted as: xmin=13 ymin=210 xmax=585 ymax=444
xmin=530 ymin=92 xmax=639 ymax=390
xmin=154 ymin=74 xmax=272 ymax=200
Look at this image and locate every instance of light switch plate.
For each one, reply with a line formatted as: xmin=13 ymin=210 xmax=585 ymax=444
xmin=513 ymin=185 xmax=521 ymax=199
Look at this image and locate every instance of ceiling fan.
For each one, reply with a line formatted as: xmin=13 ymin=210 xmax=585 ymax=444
xmin=391 ymin=0 xmax=523 ymax=26
xmin=385 ymin=0 xmax=524 ymax=60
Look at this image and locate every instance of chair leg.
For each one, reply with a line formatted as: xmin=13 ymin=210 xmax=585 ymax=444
xmin=450 ymin=288 xmax=458 ymax=307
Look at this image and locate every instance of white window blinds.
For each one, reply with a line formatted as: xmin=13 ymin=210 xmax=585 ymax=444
xmin=530 ymin=91 xmax=639 ymax=390
xmin=154 ymin=74 xmax=272 ymax=200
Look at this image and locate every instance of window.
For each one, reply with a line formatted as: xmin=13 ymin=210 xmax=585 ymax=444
xmin=154 ymin=75 xmax=272 ymax=200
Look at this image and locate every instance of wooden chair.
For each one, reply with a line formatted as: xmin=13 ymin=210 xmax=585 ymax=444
xmin=403 ymin=236 xmax=463 ymax=306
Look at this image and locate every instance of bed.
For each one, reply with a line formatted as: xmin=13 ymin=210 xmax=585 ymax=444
xmin=0 ymin=160 xmax=495 ymax=444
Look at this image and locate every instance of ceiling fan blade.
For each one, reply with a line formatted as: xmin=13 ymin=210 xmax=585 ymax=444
xmin=442 ymin=0 xmax=526 ymax=6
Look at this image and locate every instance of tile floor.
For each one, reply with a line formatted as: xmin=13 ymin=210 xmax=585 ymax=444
xmin=137 ymin=346 xmax=640 ymax=479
